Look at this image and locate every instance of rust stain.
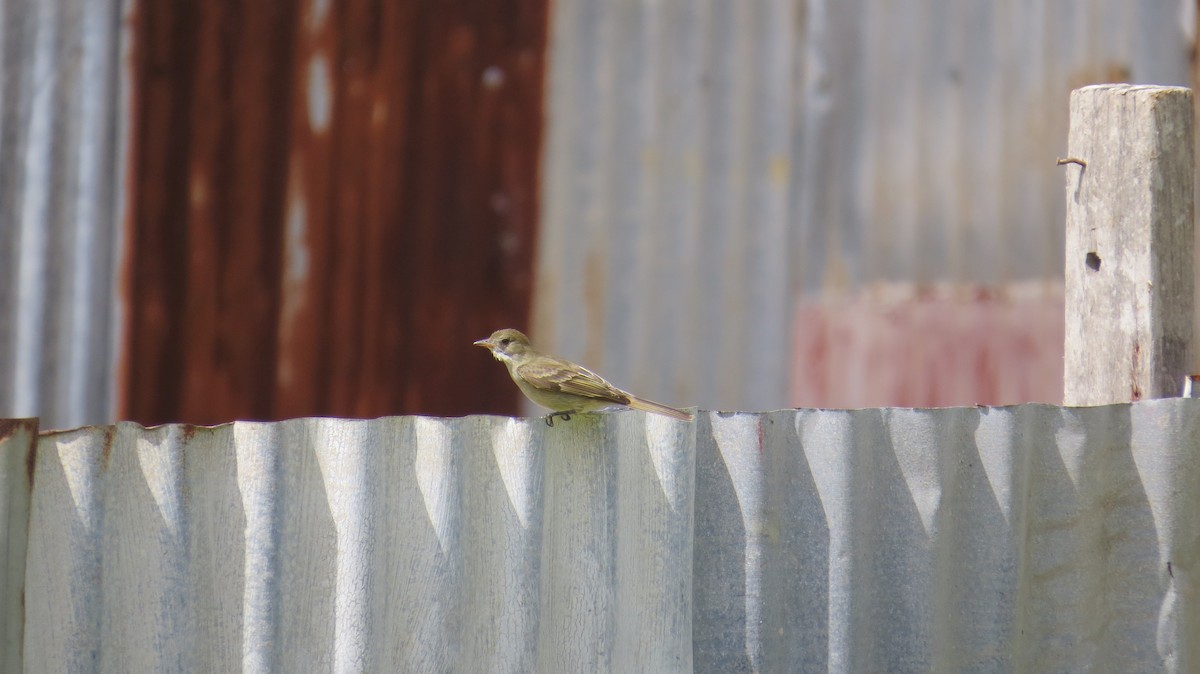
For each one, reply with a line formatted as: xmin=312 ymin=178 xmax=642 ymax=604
xmin=125 ymin=0 xmax=551 ymax=424
xmin=124 ymin=2 xmax=296 ymax=425
xmin=100 ymin=427 xmax=115 ymax=470
xmin=0 ymin=418 xmax=33 ymax=439
xmin=0 ymin=419 xmax=39 ymax=489
xmin=180 ymin=424 xmax=199 ymax=443
xmin=25 ymin=434 xmax=37 ymax=489
xmin=1131 ymin=342 xmax=1142 ymax=401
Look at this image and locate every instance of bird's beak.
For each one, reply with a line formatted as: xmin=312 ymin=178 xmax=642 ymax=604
xmin=473 ymin=339 xmax=492 ymax=349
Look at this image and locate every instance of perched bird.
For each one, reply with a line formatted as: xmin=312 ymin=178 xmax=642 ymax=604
xmin=474 ymin=328 xmax=693 ymax=426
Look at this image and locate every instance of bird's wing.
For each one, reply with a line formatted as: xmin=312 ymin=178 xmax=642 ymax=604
xmin=516 ymin=356 xmax=631 ymax=404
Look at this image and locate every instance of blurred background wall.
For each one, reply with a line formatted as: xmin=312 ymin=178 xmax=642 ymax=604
xmin=124 ymin=1 xmax=548 ymax=425
xmin=1 ymin=0 xmax=1197 ymax=428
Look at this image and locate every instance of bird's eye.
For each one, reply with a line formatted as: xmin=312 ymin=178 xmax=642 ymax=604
xmin=499 ymin=338 xmax=511 ymax=347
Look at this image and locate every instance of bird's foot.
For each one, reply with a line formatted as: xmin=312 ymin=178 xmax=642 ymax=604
xmin=544 ymin=411 xmax=573 ymax=427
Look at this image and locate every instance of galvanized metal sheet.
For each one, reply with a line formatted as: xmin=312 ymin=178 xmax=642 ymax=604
xmin=533 ymin=0 xmax=1194 ymax=412
xmin=0 ymin=0 xmax=128 ymax=430
xmin=797 ymin=0 xmax=1191 ymax=287
xmin=20 ymin=399 xmax=1200 ymax=672
xmin=535 ymin=0 xmax=797 ymax=414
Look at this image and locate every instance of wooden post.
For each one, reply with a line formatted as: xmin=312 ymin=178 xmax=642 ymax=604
xmin=1063 ymin=84 xmax=1195 ymax=406
xmin=0 ymin=420 xmax=35 ymax=674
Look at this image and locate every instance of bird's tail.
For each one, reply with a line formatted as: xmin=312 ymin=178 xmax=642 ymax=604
xmin=626 ymin=396 xmax=693 ymax=421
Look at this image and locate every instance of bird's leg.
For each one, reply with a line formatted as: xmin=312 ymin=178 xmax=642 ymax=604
xmin=544 ymin=411 xmax=574 ymax=427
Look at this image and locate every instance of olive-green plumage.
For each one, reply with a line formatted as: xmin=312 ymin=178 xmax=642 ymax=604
xmin=474 ymin=328 xmax=692 ymax=424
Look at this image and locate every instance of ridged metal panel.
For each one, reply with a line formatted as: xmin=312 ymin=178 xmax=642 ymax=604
xmin=123 ymin=0 xmax=549 ymax=426
xmin=18 ymin=399 xmax=1200 ymax=672
xmin=0 ymin=0 xmax=129 ymax=429
xmin=533 ymin=0 xmax=1194 ymax=412
xmin=535 ymin=0 xmax=797 ymax=414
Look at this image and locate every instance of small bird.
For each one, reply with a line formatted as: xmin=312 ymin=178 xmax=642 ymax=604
xmin=474 ymin=328 xmax=693 ymax=426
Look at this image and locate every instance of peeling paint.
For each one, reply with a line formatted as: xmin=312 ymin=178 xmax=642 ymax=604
xmin=791 ymin=282 xmax=1066 ymax=407
xmin=307 ymin=54 xmax=332 ymax=134
xmin=481 ymin=65 xmax=505 ymax=89
xmin=277 ymin=176 xmax=310 ymax=390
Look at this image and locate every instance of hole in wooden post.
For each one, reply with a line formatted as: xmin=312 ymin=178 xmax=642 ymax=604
xmin=1085 ymin=252 xmax=1101 ymax=271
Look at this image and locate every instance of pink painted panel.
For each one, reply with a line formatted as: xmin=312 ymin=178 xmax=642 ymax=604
xmin=792 ymin=284 xmax=1064 ymax=408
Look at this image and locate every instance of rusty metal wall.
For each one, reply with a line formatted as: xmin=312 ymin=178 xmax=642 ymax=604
xmin=123 ymin=0 xmax=549 ymax=426
xmin=532 ymin=0 xmax=1196 ymax=413
xmin=8 ymin=399 xmax=1200 ymax=672
xmin=0 ymin=0 xmax=128 ymax=430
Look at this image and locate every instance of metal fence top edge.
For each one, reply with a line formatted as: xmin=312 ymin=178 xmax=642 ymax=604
xmin=0 ymin=418 xmax=39 ymax=439
xmin=18 ymin=397 xmax=1200 ymax=439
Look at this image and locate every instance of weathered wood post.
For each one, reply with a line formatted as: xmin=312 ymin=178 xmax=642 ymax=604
xmin=1063 ymin=84 xmax=1195 ymax=405
xmin=0 ymin=421 xmax=34 ymax=674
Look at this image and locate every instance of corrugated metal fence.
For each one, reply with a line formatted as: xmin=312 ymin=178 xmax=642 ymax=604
xmin=4 ymin=399 xmax=1199 ymax=672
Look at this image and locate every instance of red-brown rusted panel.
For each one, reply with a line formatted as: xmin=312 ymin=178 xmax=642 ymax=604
xmin=125 ymin=0 xmax=548 ymax=425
